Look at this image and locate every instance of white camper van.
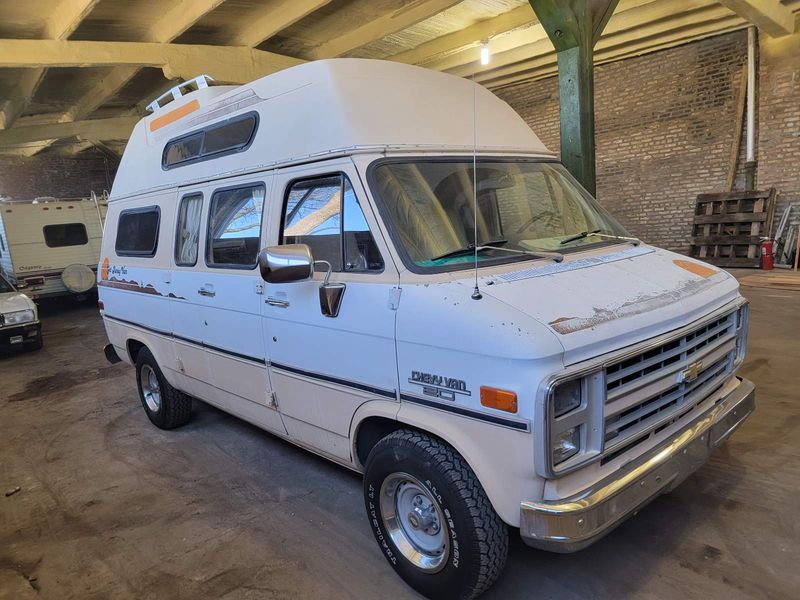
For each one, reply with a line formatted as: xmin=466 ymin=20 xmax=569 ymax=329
xmin=99 ymin=60 xmax=754 ymax=599
xmin=0 ymin=195 xmax=107 ymax=299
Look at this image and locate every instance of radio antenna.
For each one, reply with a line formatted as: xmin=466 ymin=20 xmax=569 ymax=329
xmin=471 ymin=73 xmax=482 ymax=300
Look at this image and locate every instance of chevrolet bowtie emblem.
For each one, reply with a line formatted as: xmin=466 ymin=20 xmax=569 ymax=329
xmin=680 ymin=361 xmax=703 ymax=383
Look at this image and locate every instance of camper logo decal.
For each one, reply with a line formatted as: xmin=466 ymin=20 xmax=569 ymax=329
xmin=99 ymin=257 xmax=185 ymax=299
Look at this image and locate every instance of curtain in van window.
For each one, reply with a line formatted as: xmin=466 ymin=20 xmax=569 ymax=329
xmin=175 ymin=194 xmax=202 ymax=266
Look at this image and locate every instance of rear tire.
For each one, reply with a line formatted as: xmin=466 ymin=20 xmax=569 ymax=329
xmin=363 ymin=430 xmax=508 ymax=600
xmin=135 ymin=347 xmax=192 ymax=429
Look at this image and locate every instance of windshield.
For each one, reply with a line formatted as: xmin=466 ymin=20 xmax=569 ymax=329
xmin=370 ymin=159 xmax=630 ymax=270
xmin=0 ymin=275 xmax=13 ymax=293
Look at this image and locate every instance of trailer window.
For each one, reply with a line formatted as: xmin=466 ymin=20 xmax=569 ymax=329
xmin=206 ymin=184 xmax=265 ymax=268
xmin=162 ymin=112 xmax=258 ymax=169
xmin=116 ymin=207 xmax=160 ymax=257
xmin=43 ymin=223 xmax=88 ymax=247
xmin=175 ymin=194 xmax=203 ymax=267
xmin=282 ymin=174 xmax=383 ymax=273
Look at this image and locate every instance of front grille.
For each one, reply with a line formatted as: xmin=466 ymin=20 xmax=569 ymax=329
xmin=603 ymin=311 xmax=737 ymax=454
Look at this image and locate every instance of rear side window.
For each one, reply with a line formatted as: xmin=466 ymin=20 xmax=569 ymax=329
xmin=175 ymin=194 xmax=203 ymax=266
xmin=116 ymin=207 xmax=160 ymax=257
xmin=163 ymin=113 xmax=258 ymax=169
xmin=206 ymin=184 xmax=265 ymax=268
xmin=43 ymin=223 xmax=88 ymax=247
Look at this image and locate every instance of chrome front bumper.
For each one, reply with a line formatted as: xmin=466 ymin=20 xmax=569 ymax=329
xmin=520 ymin=377 xmax=755 ymax=552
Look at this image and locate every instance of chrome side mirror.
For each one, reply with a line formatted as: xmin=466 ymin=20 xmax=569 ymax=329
xmin=258 ymin=244 xmax=313 ymax=283
xmin=314 ymin=259 xmax=346 ymax=318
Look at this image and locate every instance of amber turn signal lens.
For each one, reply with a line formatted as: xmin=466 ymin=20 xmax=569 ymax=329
xmin=480 ymin=386 xmax=518 ymax=413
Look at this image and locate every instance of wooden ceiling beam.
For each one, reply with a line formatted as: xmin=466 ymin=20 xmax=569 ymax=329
xmin=717 ymin=0 xmax=796 ymax=37
xmin=0 ymin=0 xmax=99 ymax=130
xmin=446 ymin=0 xmax=719 ymax=77
xmin=425 ymin=0 xmax=660 ymax=73
xmin=230 ymin=0 xmax=333 ymax=47
xmin=25 ymin=0 xmax=227 ymax=155
xmin=0 ymin=39 xmax=302 ymax=84
xmin=0 ymin=116 xmax=138 ymax=148
xmin=483 ymin=13 xmax=745 ymax=89
xmin=308 ymin=0 xmax=462 ymax=59
xmin=387 ymin=4 xmax=536 ymax=66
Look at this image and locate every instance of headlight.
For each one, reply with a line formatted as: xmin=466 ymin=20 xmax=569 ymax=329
xmin=552 ymin=426 xmax=581 ymax=464
xmin=734 ymin=303 xmax=749 ymax=367
xmin=553 ymin=379 xmax=582 ymax=417
xmin=545 ymin=371 xmax=604 ymax=475
xmin=2 ymin=309 xmax=35 ymax=326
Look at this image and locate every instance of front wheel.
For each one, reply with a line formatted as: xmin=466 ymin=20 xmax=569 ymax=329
xmin=363 ymin=430 xmax=508 ymax=599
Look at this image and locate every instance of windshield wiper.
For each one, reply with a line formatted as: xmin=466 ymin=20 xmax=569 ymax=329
xmin=560 ymin=229 xmax=601 ymax=245
xmin=560 ymin=229 xmax=641 ymax=246
xmin=431 ymin=239 xmax=508 ymax=262
xmin=431 ymin=239 xmax=564 ymax=263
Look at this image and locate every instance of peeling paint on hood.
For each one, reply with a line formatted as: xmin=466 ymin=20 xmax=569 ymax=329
xmin=479 ymin=246 xmax=740 ymax=366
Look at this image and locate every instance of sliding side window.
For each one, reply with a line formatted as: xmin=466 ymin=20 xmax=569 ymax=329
xmin=206 ymin=184 xmax=265 ymax=269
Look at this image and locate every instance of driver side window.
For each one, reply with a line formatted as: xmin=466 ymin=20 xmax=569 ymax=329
xmin=282 ymin=174 xmax=384 ymax=273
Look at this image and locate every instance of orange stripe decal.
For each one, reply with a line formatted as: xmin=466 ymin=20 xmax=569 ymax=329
xmin=149 ymin=99 xmax=200 ymax=132
xmin=673 ymin=259 xmax=717 ymax=278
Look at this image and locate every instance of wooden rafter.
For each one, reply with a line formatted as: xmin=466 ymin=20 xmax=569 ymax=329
xmin=717 ymin=0 xmax=796 ymax=37
xmin=24 ymin=0 xmax=228 ymax=155
xmin=229 ymin=0 xmax=334 ymax=47
xmin=0 ymin=0 xmax=99 ymax=130
xmin=307 ymin=0 xmax=463 ymax=59
xmin=387 ymin=4 xmax=537 ymax=66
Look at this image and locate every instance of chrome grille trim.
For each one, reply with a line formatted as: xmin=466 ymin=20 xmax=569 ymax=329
xmin=602 ymin=310 xmax=737 ymax=453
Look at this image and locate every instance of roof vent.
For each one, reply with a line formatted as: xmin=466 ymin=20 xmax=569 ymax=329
xmin=146 ymin=75 xmax=215 ymax=113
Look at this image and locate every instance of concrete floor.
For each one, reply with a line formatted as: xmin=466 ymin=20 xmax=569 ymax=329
xmin=1 ymin=284 xmax=797 ymax=600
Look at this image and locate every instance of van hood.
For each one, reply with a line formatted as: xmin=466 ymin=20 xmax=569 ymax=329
xmin=0 ymin=292 xmax=36 ymax=316
xmin=479 ymin=245 xmax=740 ymax=366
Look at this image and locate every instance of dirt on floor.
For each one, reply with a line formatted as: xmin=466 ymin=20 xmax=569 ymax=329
xmin=0 ymin=285 xmax=797 ymax=599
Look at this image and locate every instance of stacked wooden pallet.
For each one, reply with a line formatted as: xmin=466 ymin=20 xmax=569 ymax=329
xmin=689 ymin=188 xmax=777 ymax=268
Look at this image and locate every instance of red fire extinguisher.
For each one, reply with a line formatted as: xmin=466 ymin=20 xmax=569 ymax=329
xmin=761 ymin=239 xmax=774 ymax=271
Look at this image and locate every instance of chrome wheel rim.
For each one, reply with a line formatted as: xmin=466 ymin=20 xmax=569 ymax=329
xmin=380 ymin=472 xmax=449 ymax=572
xmin=141 ymin=364 xmax=161 ymax=412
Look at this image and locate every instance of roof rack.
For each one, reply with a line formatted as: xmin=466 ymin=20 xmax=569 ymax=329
xmin=146 ymin=74 xmax=215 ymax=113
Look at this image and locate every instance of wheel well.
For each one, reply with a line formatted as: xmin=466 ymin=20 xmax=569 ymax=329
xmin=126 ymin=339 xmax=146 ymax=363
xmin=354 ymin=416 xmax=408 ymax=467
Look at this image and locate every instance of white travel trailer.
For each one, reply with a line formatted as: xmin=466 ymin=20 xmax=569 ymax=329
xmin=0 ymin=195 xmax=107 ymax=299
xmin=99 ymin=60 xmax=754 ymax=599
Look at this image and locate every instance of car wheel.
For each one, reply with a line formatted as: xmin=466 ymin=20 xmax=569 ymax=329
xmin=135 ymin=347 xmax=192 ymax=429
xmin=364 ymin=429 xmax=508 ymax=599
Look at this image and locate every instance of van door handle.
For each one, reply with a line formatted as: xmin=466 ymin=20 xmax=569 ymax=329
xmin=265 ymin=297 xmax=289 ymax=308
xmin=198 ymin=287 xmax=216 ymax=297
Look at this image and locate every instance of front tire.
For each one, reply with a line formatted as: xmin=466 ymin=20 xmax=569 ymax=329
xmin=363 ymin=430 xmax=508 ymax=600
xmin=135 ymin=347 xmax=192 ymax=429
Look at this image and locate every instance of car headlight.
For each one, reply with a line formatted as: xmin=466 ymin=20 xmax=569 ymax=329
xmin=553 ymin=379 xmax=582 ymax=417
xmin=546 ymin=371 xmax=604 ymax=474
xmin=552 ymin=426 xmax=581 ymax=464
xmin=3 ymin=309 xmax=35 ymax=326
xmin=734 ymin=303 xmax=749 ymax=367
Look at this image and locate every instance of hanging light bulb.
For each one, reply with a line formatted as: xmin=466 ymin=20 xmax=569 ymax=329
xmin=480 ymin=43 xmax=490 ymax=66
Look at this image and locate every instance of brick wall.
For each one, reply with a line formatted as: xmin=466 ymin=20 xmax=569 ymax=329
xmin=758 ymin=31 xmax=800 ymax=261
xmin=496 ymin=31 xmax=762 ymax=253
xmin=0 ymin=150 xmax=118 ymax=201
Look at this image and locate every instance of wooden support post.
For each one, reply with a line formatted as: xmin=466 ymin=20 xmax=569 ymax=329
xmin=528 ymin=0 xmax=619 ymax=196
xmin=794 ymin=224 xmax=800 ymax=272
